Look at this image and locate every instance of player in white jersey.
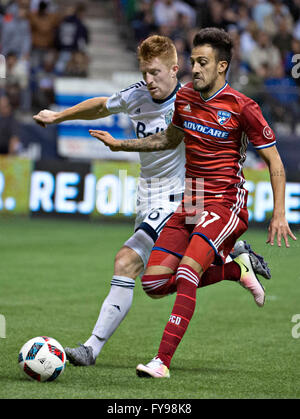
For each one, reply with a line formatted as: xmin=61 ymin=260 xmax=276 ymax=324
xmin=106 ymin=79 xmax=186 ymax=236
xmin=33 ymin=35 xmax=187 ymax=366
xmin=34 ymin=35 xmax=271 ymax=367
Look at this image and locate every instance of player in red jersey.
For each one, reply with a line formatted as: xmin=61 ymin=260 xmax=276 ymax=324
xmin=91 ymin=28 xmax=296 ymax=378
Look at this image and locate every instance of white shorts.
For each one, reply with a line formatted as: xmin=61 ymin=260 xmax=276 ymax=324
xmin=124 ymin=195 xmax=182 ymax=268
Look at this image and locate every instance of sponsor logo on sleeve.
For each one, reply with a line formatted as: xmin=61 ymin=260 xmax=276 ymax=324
xmin=263 ymin=126 xmax=274 ymax=140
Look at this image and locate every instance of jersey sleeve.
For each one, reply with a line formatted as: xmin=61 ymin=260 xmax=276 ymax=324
xmin=171 ymin=95 xmax=184 ymax=130
xmin=105 ymin=90 xmax=128 ymax=114
xmin=240 ymin=100 xmax=276 ymax=149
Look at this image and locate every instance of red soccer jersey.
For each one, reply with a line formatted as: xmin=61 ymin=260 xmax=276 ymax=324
xmin=172 ymin=81 xmax=276 ymax=212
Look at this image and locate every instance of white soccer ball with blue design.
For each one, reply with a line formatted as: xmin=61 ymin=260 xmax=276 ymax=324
xmin=18 ymin=336 xmax=66 ymax=382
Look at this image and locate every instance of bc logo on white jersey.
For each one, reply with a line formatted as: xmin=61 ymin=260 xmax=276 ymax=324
xmin=165 ymin=109 xmax=174 ymax=125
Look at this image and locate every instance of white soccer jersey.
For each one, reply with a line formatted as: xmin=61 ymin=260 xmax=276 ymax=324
xmin=106 ymin=81 xmax=186 ymax=202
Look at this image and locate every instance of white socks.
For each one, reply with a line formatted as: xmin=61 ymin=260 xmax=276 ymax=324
xmin=85 ymin=275 xmax=135 ymax=359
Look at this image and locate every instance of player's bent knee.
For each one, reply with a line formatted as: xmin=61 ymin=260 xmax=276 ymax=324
xmin=184 ymin=235 xmax=216 ymax=273
xmin=141 ymin=271 xmax=177 ymax=298
xmin=114 ymin=247 xmax=144 ymax=278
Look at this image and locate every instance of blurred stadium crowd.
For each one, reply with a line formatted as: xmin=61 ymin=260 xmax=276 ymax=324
xmin=0 ymin=0 xmax=90 ymax=154
xmin=0 ymin=0 xmax=300 ymax=156
xmin=119 ymin=0 xmax=300 ymax=132
xmin=0 ymin=0 xmax=89 ymax=115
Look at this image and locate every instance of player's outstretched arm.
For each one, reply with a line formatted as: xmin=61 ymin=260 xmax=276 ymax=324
xmin=89 ymin=123 xmax=184 ymax=152
xmin=33 ymin=97 xmax=111 ymax=128
xmin=258 ymin=145 xmax=297 ymax=247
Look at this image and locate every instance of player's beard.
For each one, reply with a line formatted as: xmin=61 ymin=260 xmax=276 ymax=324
xmin=192 ymin=77 xmax=215 ymax=94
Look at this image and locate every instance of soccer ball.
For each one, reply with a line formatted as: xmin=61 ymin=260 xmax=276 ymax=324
xmin=18 ymin=336 xmax=66 ymax=382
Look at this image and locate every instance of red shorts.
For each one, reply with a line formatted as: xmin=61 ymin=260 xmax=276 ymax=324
xmin=149 ymin=202 xmax=248 ymax=271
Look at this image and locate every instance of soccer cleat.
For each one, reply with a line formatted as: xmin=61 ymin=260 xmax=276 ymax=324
xmin=234 ymin=253 xmax=266 ymax=307
xmin=136 ymin=357 xmax=170 ymax=378
xmin=64 ymin=344 xmax=95 ymax=366
xmin=232 ymin=240 xmax=271 ymax=279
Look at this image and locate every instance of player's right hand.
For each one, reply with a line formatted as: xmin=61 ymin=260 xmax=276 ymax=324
xmin=33 ymin=110 xmax=58 ymax=128
xmin=266 ymin=215 xmax=297 ymax=248
xmin=89 ymin=130 xmax=122 ymax=151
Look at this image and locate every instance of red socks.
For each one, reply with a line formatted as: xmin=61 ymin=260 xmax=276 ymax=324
xmin=200 ymin=260 xmax=241 ymax=288
xmin=157 ymin=264 xmax=200 ymax=368
xmin=141 ymin=260 xmax=241 ymax=298
xmin=142 ymin=273 xmax=177 ymax=297
xmin=150 ymin=261 xmax=241 ymax=368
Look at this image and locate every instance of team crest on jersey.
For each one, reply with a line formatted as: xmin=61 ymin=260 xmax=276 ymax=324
xmin=217 ymin=110 xmax=231 ymax=125
xmin=165 ymin=109 xmax=174 ymax=125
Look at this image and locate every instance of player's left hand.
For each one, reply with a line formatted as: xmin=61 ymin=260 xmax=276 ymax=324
xmin=89 ymin=130 xmax=122 ymax=151
xmin=266 ymin=215 xmax=297 ymax=247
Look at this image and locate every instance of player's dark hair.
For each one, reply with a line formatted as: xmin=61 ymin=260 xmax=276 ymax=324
xmin=192 ymin=28 xmax=233 ymax=73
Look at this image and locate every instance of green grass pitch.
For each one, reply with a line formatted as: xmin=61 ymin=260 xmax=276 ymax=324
xmin=0 ymin=217 xmax=299 ymax=399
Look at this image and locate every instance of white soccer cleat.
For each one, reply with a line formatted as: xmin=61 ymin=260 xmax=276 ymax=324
xmin=235 ymin=253 xmax=265 ymax=307
xmin=136 ymin=357 xmax=170 ymax=378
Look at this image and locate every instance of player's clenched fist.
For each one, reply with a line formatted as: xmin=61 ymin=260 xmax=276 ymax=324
xmin=33 ymin=110 xmax=58 ymax=127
